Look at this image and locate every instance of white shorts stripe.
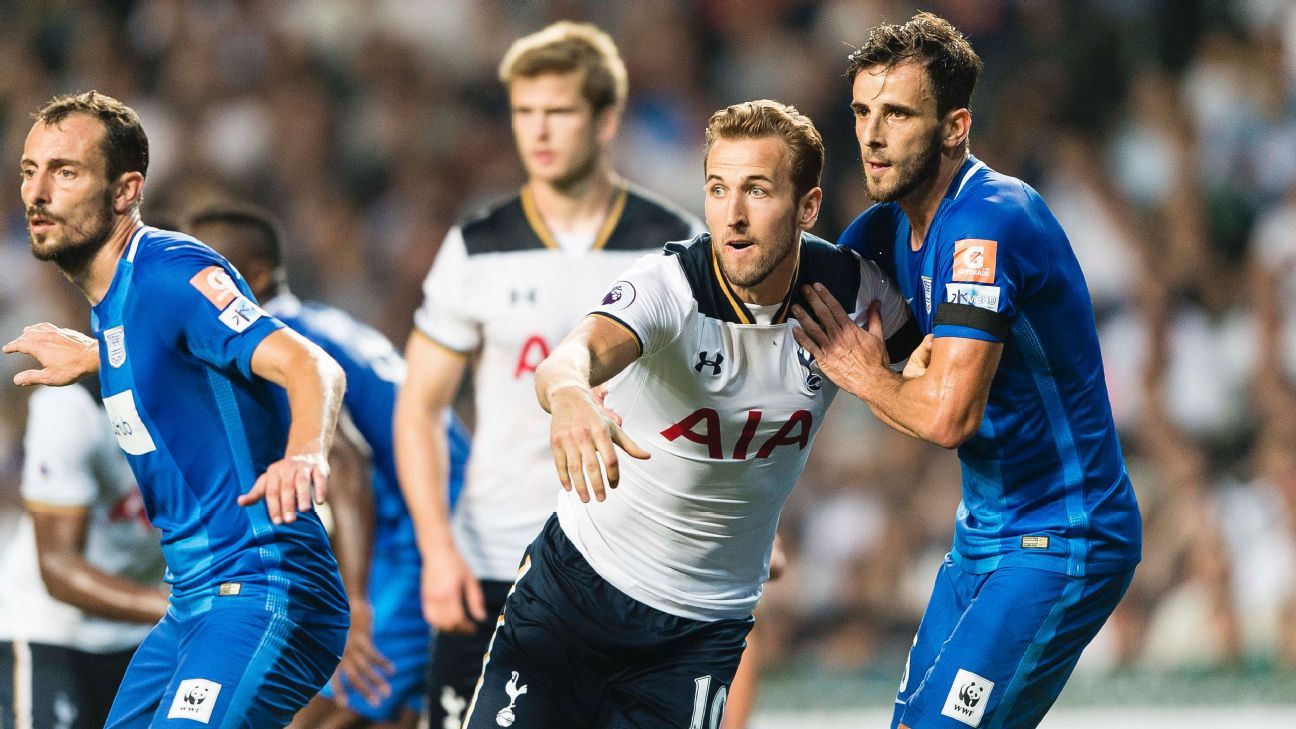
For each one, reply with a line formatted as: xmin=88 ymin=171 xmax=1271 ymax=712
xmin=460 ymin=556 xmax=532 ymax=728
xmin=13 ymin=639 xmax=32 ymax=729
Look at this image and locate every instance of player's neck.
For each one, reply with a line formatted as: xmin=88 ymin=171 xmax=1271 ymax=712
xmin=898 ymin=149 xmax=968 ymax=250
xmin=66 ymin=214 xmax=141 ymax=306
xmin=526 ymin=167 xmax=620 ymax=237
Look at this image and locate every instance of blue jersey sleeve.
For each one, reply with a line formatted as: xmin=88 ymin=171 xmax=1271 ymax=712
xmin=136 ymin=246 xmax=283 ymax=379
xmin=931 ymin=201 xmax=1035 ymax=343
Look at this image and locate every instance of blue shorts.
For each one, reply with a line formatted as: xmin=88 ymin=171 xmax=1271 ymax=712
xmin=462 ymin=515 xmax=752 ymax=729
xmin=893 ymin=556 xmax=1134 ymax=729
xmin=104 ymin=594 xmax=347 ymax=728
xmin=320 ymin=551 xmax=430 ymax=720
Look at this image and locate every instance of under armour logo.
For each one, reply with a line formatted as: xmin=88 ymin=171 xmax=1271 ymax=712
xmin=695 ymin=351 xmax=724 ymax=375
xmin=510 ymin=288 xmax=537 ymax=305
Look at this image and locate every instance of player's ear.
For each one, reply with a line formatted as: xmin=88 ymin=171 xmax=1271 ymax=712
xmin=797 ymin=186 xmax=822 ymax=230
xmin=595 ymin=104 xmax=622 ymax=146
xmin=943 ymin=108 xmax=971 ymax=151
xmin=111 ymin=171 xmax=145 ymax=215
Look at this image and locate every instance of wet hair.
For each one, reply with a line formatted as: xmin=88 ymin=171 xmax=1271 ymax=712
xmin=845 ymin=12 xmax=983 ymax=117
xmin=704 ymin=99 xmax=824 ymax=200
xmin=34 ymin=91 xmax=149 ymax=181
xmin=498 ymin=21 xmax=628 ymax=112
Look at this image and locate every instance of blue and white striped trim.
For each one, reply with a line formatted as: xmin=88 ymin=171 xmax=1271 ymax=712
xmin=954 ymin=160 xmax=987 ymax=199
xmin=124 ymin=224 xmax=152 ymax=262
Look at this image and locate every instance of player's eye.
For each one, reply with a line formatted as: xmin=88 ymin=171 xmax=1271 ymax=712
xmin=58 ymin=168 xmax=75 ymax=178
xmin=749 ymin=186 xmax=767 ymax=198
xmin=20 ymin=168 xmax=33 ymax=178
xmin=709 ymin=185 xmax=726 ymax=197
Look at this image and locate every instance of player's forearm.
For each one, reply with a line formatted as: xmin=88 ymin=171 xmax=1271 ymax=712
xmin=535 ymin=343 xmax=596 ymax=413
xmin=394 ymin=396 xmax=456 ymax=559
xmin=848 ymin=365 xmax=977 ymax=449
xmin=38 ymin=554 xmax=168 ymax=624
xmin=327 ymin=433 xmax=375 ymax=608
xmin=281 ymin=351 xmax=346 ymax=458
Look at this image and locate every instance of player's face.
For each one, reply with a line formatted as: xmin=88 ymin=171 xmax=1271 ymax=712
xmin=509 ymin=72 xmax=614 ymax=190
xmin=704 ymin=136 xmax=810 ymax=293
xmin=20 ymin=115 xmax=116 ymax=266
xmin=852 ymin=60 xmax=944 ymax=203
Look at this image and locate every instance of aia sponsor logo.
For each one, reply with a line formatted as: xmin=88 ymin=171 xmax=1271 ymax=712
xmin=660 ymin=408 xmax=812 ymax=460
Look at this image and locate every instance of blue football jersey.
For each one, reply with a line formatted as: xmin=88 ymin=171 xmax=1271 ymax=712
xmin=839 ymin=157 xmax=1141 ymax=577
xmin=263 ymin=294 xmax=470 ymax=555
xmin=90 ymin=226 xmax=347 ymax=619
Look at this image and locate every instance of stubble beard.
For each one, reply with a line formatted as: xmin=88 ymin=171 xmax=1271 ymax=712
xmin=863 ymin=128 xmax=943 ymax=204
xmin=28 ymin=190 xmax=116 ymax=277
xmin=717 ymin=213 xmax=799 ymax=290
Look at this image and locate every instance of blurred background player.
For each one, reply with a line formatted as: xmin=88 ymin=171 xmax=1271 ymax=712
xmin=392 ymin=21 xmax=702 ymax=729
xmin=0 ymin=369 xmax=167 ymax=729
xmin=7 ymin=91 xmax=350 ymax=728
xmin=186 ymin=205 xmax=470 ymax=729
xmin=795 ymin=13 xmax=1142 ymax=729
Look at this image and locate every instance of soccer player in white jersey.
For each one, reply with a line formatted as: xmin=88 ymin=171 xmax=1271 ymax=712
xmin=393 ymin=21 xmax=700 ymax=728
xmin=457 ymin=100 xmax=919 ymax=728
xmin=0 ymin=382 xmax=167 ymax=729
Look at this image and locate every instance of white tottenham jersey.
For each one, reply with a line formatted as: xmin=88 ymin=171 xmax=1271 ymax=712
xmin=0 ymin=384 xmax=164 ymax=651
xmin=415 ymin=184 xmax=702 ymax=580
xmin=558 ymin=233 xmax=914 ymax=621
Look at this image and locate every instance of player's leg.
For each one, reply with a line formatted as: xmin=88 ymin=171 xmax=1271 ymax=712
xmin=105 ymin=614 xmax=187 ymax=728
xmin=892 ymin=556 xmax=980 ymax=729
xmin=895 ymin=564 xmax=1135 ymax=729
xmin=148 ymin=595 xmax=347 ymax=728
xmin=427 ymin=578 xmax=513 ymax=729
xmin=305 ymin=553 xmax=428 ymax=728
xmin=598 ymin=612 xmax=752 ymax=729
xmin=76 ymin=645 xmax=140 ymax=729
xmin=1 ymin=640 xmax=91 ymax=729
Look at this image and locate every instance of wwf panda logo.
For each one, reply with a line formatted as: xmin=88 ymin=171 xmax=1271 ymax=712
xmin=184 ymin=685 xmax=211 ymax=705
xmin=958 ymin=681 xmax=984 ymax=708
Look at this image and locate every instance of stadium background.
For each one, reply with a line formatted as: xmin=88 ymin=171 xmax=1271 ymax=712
xmin=1 ymin=1 xmax=1294 ymax=726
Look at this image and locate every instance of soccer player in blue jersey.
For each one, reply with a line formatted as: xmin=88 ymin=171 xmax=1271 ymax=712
xmin=187 ymin=206 xmax=471 ymax=729
xmin=6 ymin=91 xmax=350 ymax=728
xmin=791 ymin=13 xmax=1142 ymax=729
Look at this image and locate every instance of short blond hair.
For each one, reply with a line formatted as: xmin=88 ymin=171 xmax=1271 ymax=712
xmin=704 ymin=100 xmax=824 ymax=199
xmin=498 ymin=21 xmax=628 ymax=111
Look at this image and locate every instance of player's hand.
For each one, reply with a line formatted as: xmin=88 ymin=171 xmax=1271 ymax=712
xmin=331 ymin=601 xmax=395 ymax=708
xmin=548 ymin=386 xmax=649 ymax=503
xmin=792 ymin=284 xmax=889 ymax=391
xmin=3 ymin=323 xmax=100 ymax=386
xmin=421 ymin=546 xmax=487 ymax=634
xmin=592 ymin=384 xmax=623 ymax=426
xmin=237 ymin=452 xmax=328 ymax=525
xmin=902 ymin=335 xmax=935 ymax=379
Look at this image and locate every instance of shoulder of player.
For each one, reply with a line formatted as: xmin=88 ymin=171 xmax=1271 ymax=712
xmin=456 ymin=192 xmax=547 ymax=256
xmin=838 ymin=202 xmax=902 ymax=255
xmin=942 ymin=170 xmax=1048 ymax=250
xmin=796 ymin=233 xmax=865 ymax=310
xmin=602 ymin=183 xmax=699 ymax=252
xmin=129 ymin=227 xmax=231 ymax=282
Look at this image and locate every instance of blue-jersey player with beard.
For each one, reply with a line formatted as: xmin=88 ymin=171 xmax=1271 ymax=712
xmin=8 ymin=92 xmax=350 ymax=728
xmin=792 ymin=14 xmax=1141 ymax=729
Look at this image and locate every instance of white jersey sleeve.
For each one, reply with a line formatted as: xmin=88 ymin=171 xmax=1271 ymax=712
xmin=853 ymin=253 xmax=911 ymax=339
xmin=589 ymin=254 xmax=690 ymax=357
xmin=21 ymin=386 xmax=105 ymax=508
xmin=414 ymin=226 xmax=480 ymax=352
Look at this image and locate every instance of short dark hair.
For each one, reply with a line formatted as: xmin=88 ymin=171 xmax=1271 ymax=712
xmin=704 ymin=100 xmax=824 ymax=201
xmin=846 ymin=12 xmax=983 ymax=117
xmin=34 ymin=91 xmax=149 ymax=181
xmin=186 ymin=205 xmax=283 ymax=269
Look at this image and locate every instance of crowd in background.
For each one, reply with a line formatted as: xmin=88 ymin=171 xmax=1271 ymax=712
xmin=1 ymin=0 xmax=1294 ymax=684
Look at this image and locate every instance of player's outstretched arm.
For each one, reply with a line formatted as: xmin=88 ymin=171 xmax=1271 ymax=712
xmin=393 ymin=332 xmax=486 ymax=634
xmin=238 ymin=328 xmax=346 ymax=524
xmin=536 ymin=315 xmax=649 ymax=504
xmin=30 ymin=506 xmax=169 ymax=623
xmin=793 ymin=285 xmax=1001 ymax=449
xmin=3 ymin=323 xmax=99 ymax=386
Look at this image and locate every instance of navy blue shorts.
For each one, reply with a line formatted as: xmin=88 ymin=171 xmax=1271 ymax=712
xmin=462 ymin=516 xmax=753 ymax=729
xmin=893 ymin=556 xmax=1135 ymax=729
xmin=427 ymin=578 xmax=513 ymax=729
xmin=104 ymin=593 xmax=347 ymax=728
